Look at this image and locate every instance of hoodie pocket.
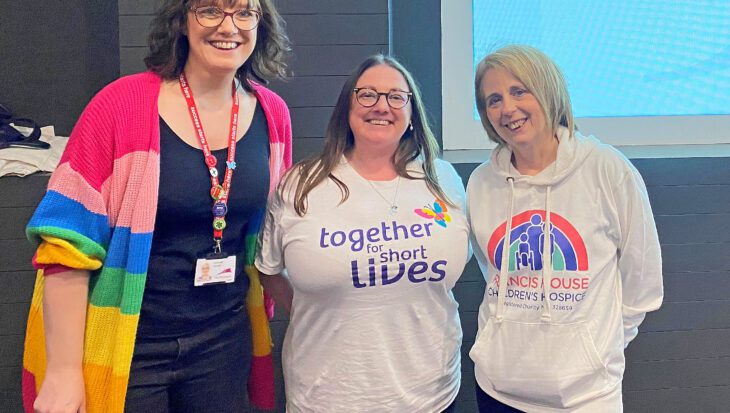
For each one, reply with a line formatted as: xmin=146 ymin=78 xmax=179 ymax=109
xmin=470 ymin=318 xmax=611 ymax=408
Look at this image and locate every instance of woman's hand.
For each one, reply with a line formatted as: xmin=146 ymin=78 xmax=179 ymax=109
xmin=33 ymin=366 xmax=86 ymax=413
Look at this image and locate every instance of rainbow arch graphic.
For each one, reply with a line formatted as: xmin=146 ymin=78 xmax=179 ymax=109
xmin=487 ymin=210 xmax=588 ymax=272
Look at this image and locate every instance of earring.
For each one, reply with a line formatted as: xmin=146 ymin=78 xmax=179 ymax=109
xmin=409 ymin=122 xmax=414 ymax=131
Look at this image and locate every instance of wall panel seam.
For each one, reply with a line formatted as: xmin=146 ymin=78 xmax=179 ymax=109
xmin=662 ymin=241 xmax=730 ymax=246
xmin=281 ymin=13 xmax=389 ymax=17
xmin=625 ymin=383 xmax=730 ymax=392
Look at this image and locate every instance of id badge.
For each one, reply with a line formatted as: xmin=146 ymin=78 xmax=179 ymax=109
xmin=194 ymin=255 xmax=236 ymax=286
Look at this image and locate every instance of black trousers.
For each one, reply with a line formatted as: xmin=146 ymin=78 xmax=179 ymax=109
xmin=476 ymin=382 xmax=524 ymax=413
xmin=124 ymin=305 xmax=252 ymax=413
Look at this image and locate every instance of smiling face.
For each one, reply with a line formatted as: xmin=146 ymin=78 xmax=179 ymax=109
xmin=480 ymin=66 xmax=552 ymax=149
xmin=185 ymin=0 xmax=258 ymax=76
xmin=348 ymin=64 xmax=412 ymax=152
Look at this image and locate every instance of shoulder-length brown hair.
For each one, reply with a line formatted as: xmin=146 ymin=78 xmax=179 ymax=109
xmin=144 ymin=0 xmax=290 ymax=93
xmin=287 ymin=54 xmax=452 ymax=216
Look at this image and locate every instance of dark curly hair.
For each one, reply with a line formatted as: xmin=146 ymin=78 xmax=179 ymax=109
xmin=144 ymin=0 xmax=290 ymax=93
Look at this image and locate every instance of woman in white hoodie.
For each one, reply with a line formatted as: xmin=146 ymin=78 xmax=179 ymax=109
xmin=466 ymin=45 xmax=663 ymax=412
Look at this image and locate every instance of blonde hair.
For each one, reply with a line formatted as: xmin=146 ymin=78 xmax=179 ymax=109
xmin=474 ymin=44 xmax=574 ymax=146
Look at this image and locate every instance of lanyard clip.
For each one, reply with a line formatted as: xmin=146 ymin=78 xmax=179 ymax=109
xmin=213 ymin=238 xmax=222 ymax=255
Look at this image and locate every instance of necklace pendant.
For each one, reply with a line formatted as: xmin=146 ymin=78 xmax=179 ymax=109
xmin=389 ymin=205 xmax=399 ymax=215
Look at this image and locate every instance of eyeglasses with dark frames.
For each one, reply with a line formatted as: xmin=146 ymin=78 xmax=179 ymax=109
xmin=191 ymin=6 xmax=262 ymax=31
xmin=353 ymin=88 xmax=412 ymax=109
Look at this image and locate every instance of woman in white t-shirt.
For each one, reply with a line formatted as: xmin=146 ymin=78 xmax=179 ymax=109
xmin=255 ymin=55 xmax=471 ymax=413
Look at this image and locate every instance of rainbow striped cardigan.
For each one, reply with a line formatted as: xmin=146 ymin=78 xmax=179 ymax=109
xmin=22 ymin=72 xmax=292 ymax=412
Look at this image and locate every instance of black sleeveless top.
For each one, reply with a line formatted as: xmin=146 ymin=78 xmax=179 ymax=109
xmin=137 ymin=103 xmax=270 ymax=338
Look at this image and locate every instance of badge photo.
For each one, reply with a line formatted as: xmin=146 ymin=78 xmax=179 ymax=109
xmin=194 ymin=255 xmax=236 ymax=286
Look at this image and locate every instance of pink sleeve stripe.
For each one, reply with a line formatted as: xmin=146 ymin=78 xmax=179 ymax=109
xmin=252 ymin=84 xmax=291 ymax=145
xmin=47 ymin=162 xmax=107 ymax=216
xmin=56 ymin=118 xmax=115 ymax=192
xmin=100 ymin=150 xmax=160 ymax=233
xmin=55 ymin=73 xmax=162 ymax=191
xmin=268 ymin=142 xmax=286 ymax=194
xmin=44 ymin=264 xmax=73 ymax=276
xmin=248 ymin=354 xmax=275 ymax=410
xmin=43 ymin=265 xmax=73 ymax=275
xmin=32 ymin=252 xmax=72 ymax=275
xmin=22 ymin=368 xmax=37 ymax=413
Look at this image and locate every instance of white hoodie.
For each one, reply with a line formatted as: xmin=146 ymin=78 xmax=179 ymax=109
xmin=466 ymin=127 xmax=663 ymax=412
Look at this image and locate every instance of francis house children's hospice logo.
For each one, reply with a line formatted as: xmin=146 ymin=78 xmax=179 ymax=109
xmin=318 ymin=199 xmax=451 ymax=289
xmin=485 ymin=210 xmax=591 ymax=312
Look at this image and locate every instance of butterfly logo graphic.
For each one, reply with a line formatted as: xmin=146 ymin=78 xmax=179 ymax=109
xmin=414 ymin=199 xmax=451 ymax=228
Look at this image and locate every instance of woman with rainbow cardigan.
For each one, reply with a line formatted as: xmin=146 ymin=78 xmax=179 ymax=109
xmin=23 ymin=0 xmax=291 ymax=412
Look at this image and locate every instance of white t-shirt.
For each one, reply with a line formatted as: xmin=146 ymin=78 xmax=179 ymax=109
xmin=256 ymin=158 xmax=471 ymax=413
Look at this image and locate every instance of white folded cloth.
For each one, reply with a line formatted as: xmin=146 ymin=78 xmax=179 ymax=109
xmin=0 ymin=125 xmax=68 ymax=177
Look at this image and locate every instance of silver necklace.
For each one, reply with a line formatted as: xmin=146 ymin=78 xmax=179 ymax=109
xmin=367 ymin=176 xmax=401 ymax=215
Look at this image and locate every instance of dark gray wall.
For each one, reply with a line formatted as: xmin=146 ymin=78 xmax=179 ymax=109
xmin=0 ymin=1 xmax=119 ymax=136
xmin=389 ymin=0 xmax=443 ymax=146
xmin=622 ymin=158 xmax=730 ymax=412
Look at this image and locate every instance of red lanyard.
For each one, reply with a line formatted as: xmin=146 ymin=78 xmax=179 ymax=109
xmin=178 ymin=72 xmax=240 ymax=253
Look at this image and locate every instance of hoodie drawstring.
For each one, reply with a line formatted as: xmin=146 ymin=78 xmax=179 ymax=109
xmin=495 ymin=177 xmax=515 ymax=323
xmin=541 ymin=186 xmax=553 ymax=321
xmin=494 ymin=177 xmax=555 ymax=323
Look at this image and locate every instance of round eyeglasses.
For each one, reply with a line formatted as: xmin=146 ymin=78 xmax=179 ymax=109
xmin=353 ymin=88 xmax=412 ymax=109
xmin=192 ymin=6 xmax=262 ymax=31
